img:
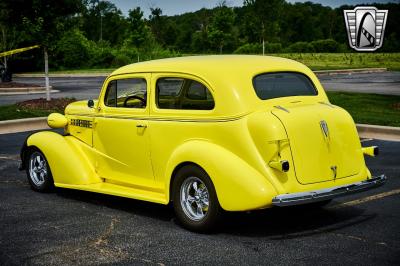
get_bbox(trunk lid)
[272,102,364,184]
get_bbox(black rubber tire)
[25,149,54,192]
[172,165,222,232]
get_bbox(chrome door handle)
[136,124,147,128]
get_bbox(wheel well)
[169,161,203,202]
[20,145,39,170]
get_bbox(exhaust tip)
[373,146,379,156]
[362,146,379,157]
[269,160,290,172]
[282,160,290,172]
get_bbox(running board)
[55,182,168,205]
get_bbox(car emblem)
[344,6,388,51]
[320,120,329,139]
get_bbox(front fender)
[24,131,100,185]
[165,140,278,211]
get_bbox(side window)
[156,78,184,109]
[104,80,116,107]
[104,78,147,108]
[156,77,214,110]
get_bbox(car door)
[93,73,155,188]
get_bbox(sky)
[108,0,399,17]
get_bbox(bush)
[54,29,91,68]
[311,39,340,52]
[286,42,315,52]
[88,41,115,68]
[234,43,262,54]
[111,53,132,67]
[234,43,282,54]
[264,43,282,53]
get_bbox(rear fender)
[165,140,278,211]
[23,131,100,185]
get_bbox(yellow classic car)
[20,55,385,231]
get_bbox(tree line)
[0,0,399,71]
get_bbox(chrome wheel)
[29,152,48,186]
[180,176,210,221]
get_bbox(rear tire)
[172,165,222,232]
[26,149,54,192]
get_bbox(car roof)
[111,55,308,78]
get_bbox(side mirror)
[87,99,94,108]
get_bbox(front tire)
[172,165,222,232]
[26,149,54,192]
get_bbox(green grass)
[273,53,400,71]
[0,104,54,120]
[327,92,400,127]
[1,92,399,127]
[0,98,74,121]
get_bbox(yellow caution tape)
[0,45,40,58]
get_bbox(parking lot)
[0,131,399,265]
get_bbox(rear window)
[253,72,317,100]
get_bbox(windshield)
[253,72,317,100]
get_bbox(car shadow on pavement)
[55,188,175,222]
[54,187,374,237]
[220,205,374,238]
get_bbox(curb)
[0,86,53,92]
[0,116,399,141]
[314,68,387,76]
[0,117,49,134]
[0,86,59,96]
[0,90,59,96]
[356,124,400,142]
[13,68,388,78]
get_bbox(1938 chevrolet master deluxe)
[20,55,386,231]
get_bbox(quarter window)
[156,78,214,110]
[104,78,147,108]
[253,72,317,100]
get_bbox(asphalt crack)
[93,216,119,247]
[330,232,396,249]
[22,216,165,265]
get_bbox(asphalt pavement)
[0,77,105,106]
[319,71,400,95]
[0,131,399,265]
[0,71,399,106]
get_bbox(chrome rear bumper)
[272,174,386,207]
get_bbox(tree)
[190,8,212,53]
[243,0,284,54]
[5,0,83,100]
[149,7,164,45]
[82,0,127,45]
[126,7,152,48]
[54,29,91,68]
[208,5,235,53]
[0,1,20,71]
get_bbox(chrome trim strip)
[319,101,336,108]
[274,105,290,113]
[272,174,386,207]
[66,113,247,123]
